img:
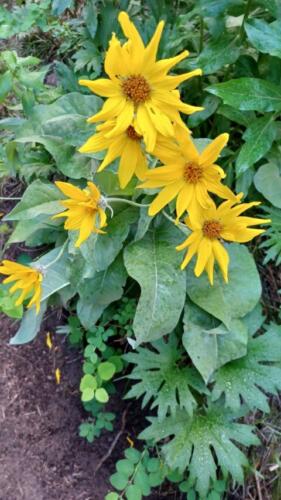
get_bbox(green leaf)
[77,254,127,329]
[124,221,186,344]
[124,448,141,464]
[207,78,281,112]
[217,105,255,127]
[80,374,97,391]
[116,459,135,476]
[134,464,151,496]
[84,0,98,38]
[4,180,62,221]
[79,208,138,274]
[81,387,95,402]
[110,472,128,491]
[186,244,261,330]
[125,484,142,500]
[0,70,13,102]
[245,19,281,59]
[35,247,70,302]
[259,206,281,265]
[183,312,248,383]
[140,405,259,498]
[95,388,109,403]
[105,493,119,500]
[98,361,116,381]
[254,163,281,208]
[0,285,23,318]
[188,95,220,128]
[124,334,207,419]
[212,324,281,412]
[17,92,102,147]
[236,116,277,176]
[52,0,74,16]
[10,301,47,345]
[190,35,240,75]
[197,0,242,16]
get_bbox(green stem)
[107,197,150,208]
[162,211,190,235]
[40,240,68,270]
[199,16,204,53]
[0,196,22,200]
[239,0,252,39]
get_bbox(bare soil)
[0,311,124,500]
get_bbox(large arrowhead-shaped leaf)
[77,254,127,329]
[124,334,207,420]
[212,324,281,412]
[186,244,261,330]
[236,116,277,176]
[140,405,259,498]
[77,208,138,274]
[124,221,186,344]
[207,78,281,112]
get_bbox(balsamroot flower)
[139,126,239,220]
[79,120,148,189]
[53,181,107,247]
[0,260,42,313]
[79,11,202,152]
[177,199,270,284]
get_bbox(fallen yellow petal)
[55,368,61,385]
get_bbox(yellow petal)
[78,78,118,97]
[174,124,199,163]
[118,12,144,49]
[212,240,229,283]
[176,184,192,220]
[148,181,182,216]
[180,239,201,270]
[136,104,157,152]
[87,97,125,123]
[144,20,165,68]
[155,69,202,90]
[205,253,215,285]
[118,140,139,188]
[145,103,174,137]
[194,238,212,277]
[105,101,134,138]
[75,216,93,247]
[98,136,126,171]
[55,181,86,201]
[199,133,229,168]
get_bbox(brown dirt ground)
[0,310,123,500]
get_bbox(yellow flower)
[0,260,42,313]
[139,125,239,220]
[53,181,107,247]
[79,11,202,152]
[177,199,270,284]
[79,120,148,189]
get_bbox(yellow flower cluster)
[78,11,269,284]
[0,12,270,314]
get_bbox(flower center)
[202,219,223,240]
[122,75,151,104]
[183,162,203,184]
[126,125,142,141]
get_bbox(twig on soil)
[93,405,130,476]
[255,471,263,500]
